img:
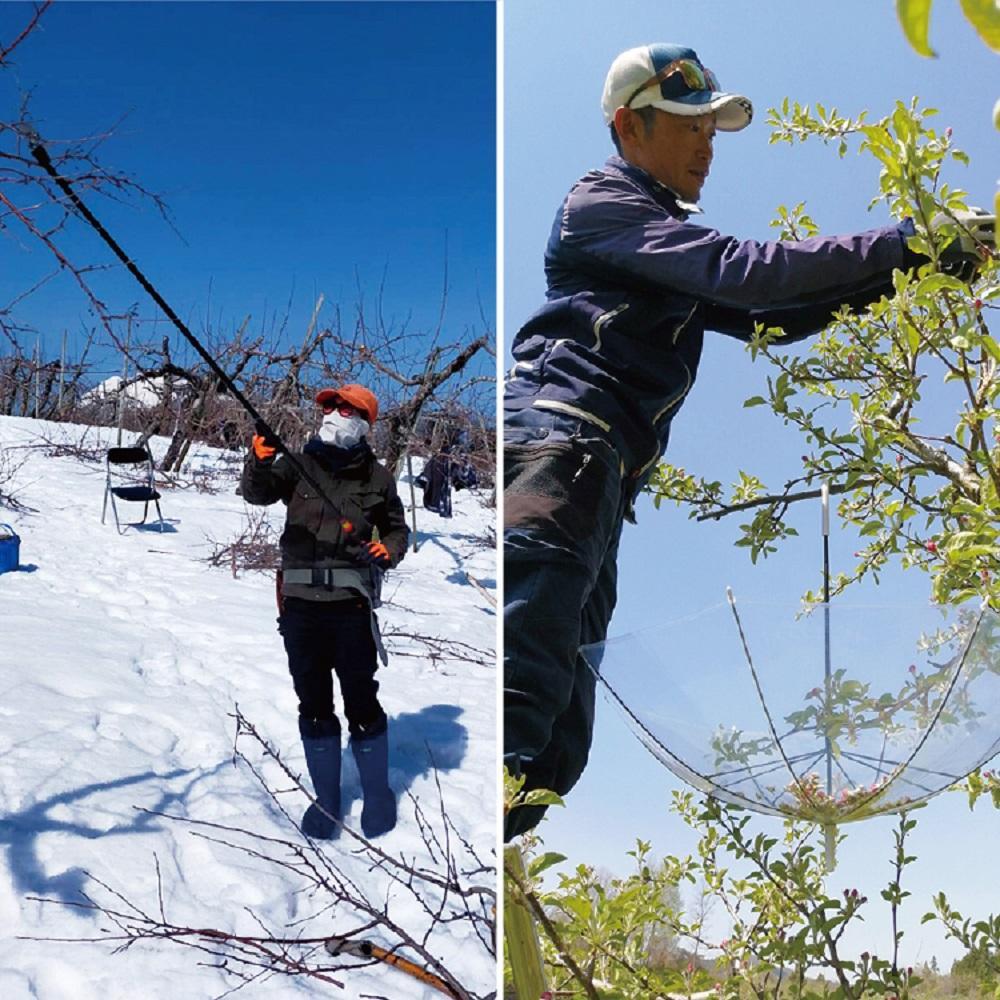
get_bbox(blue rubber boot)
[351,725,396,838]
[299,716,342,840]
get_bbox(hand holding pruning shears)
[932,206,996,281]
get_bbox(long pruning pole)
[32,335,39,419]
[405,452,420,552]
[503,845,549,1000]
[57,329,66,414]
[821,483,836,869]
[822,483,832,796]
[29,141,357,522]
[31,145,272,426]
[116,312,130,447]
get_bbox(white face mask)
[319,411,368,448]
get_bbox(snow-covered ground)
[0,415,497,999]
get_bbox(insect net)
[580,598,1000,823]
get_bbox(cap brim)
[646,91,753,132]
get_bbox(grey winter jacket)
[505,155,921,484]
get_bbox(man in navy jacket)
[503,43,932,839]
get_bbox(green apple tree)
[649,100,998,610]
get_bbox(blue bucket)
[0,523,20,574]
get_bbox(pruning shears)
[324,935,461,998]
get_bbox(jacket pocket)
[289,481,325,537]
[504,440,621,549]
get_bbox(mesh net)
[581,598,1000,823]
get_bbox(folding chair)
[101,446,164,534]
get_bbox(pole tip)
[824,825,837,871]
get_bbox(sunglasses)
[322,402,361,417]
[626,58,720,108]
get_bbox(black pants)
[279,597,386,739]
[503,408,628,837]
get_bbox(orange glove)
[360,540,391,568]
[252,434,277,460]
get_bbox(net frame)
[582,597,1000,826]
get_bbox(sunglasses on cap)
[626,57,721,108]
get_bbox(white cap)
[602,43,752,132]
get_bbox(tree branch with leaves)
[649,100,999,607]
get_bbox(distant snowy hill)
[83,374,190,407]
[0,414,497,1000]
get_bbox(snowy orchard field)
[0,415,498,1000]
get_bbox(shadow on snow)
[410,530,495,593]
[0,764,223,909]
[341,702,468,818]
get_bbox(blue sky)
[1,1,495,390]
[505,0,999,967]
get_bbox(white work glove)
[931,206,995,281]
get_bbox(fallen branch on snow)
[20,707,496,1000]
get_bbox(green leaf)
[896,0,937,57]
[521,788,564,809]
[561,894,591,921]
[982,335,1000,363]
[959,0,1000,51]
[528,851,567,878]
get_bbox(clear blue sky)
[505,0,999,968]
[1,1,495,388]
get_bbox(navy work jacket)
[505,155,918,485]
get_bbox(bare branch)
[0,1,53,65]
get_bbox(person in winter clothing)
[503,43,991,839]
[418,449,455,517]
[242,383,409,839]
[417,444,479,518]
